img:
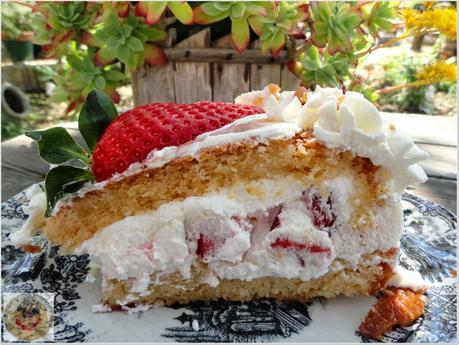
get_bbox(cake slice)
[11,84,428,310]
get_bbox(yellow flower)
[401,7,456,39]
[415,62,457,86]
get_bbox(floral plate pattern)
[1,188,457,343]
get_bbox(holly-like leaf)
[231,18,250,53]
[26,127,90,165]
[44,166,94,216]
[168,1,193,25]
[78,89,118,151]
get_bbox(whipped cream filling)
[75,175,402,293]
[387,265,428,291]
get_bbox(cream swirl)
[236,85,428,192]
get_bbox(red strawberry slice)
[270,237,331,254]
[196,233,215,259]
[92,101,263,181]
[302,191,336,229]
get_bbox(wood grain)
[212,35,250,102]
[173,29,212,103]
[131,64,175,105]
[280,64,301,90]
[250,40,282,90]
[163,47,289,64]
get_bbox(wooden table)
[2,113,457,214]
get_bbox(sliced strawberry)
[196,233,215,259]
[270,206,282,231]
[92,102,263,181]
[270,237,331,254]
[302,191,336,229]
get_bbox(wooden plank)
[381,113,456,147]
[212,35,250,102]
[173,29,212,103]
[280,64,301,90]
[164,47,288,64]
[131,64,175,106]
[131,29,176,106]
[250,40,281,90]
[409,177,457,214]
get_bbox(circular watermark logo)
[2,293,54,342]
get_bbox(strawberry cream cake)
[11,84,428,311]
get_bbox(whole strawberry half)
[92,101,263,181]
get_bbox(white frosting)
[10,184,46,245]
[387,265,428,291]
[236,85,428,192]
[76,175,402,293]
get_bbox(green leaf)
[167,1,193,25]
[49,87,69,103]
[67,54,93,73]
[214,2,232,12]
[146,1,167,24]
[136,26,168,42]
[94,75,106,90]
[26,127,90,165]
[44,166,94,216]
[127,36,144,52]
[116,45,131,64]
[201,2,222,16]
[122,24,133,37]
[230,3,246,19]
[231,18,250,53]
[78,89,118,151]
[103,69,126,82]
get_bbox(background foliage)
[2,1,457,115]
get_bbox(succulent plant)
[135,1,193,25]
[310,1,361,55]
[51,50,125,114]
[297,45,353,88]
[194,1,269,52]
[31,2,99,58]
[257,2,308,58]
[92,12,168,70]
[360,2,396,38]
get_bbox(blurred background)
[1,1,456,141]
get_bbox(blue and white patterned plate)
[1,188,457,343]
